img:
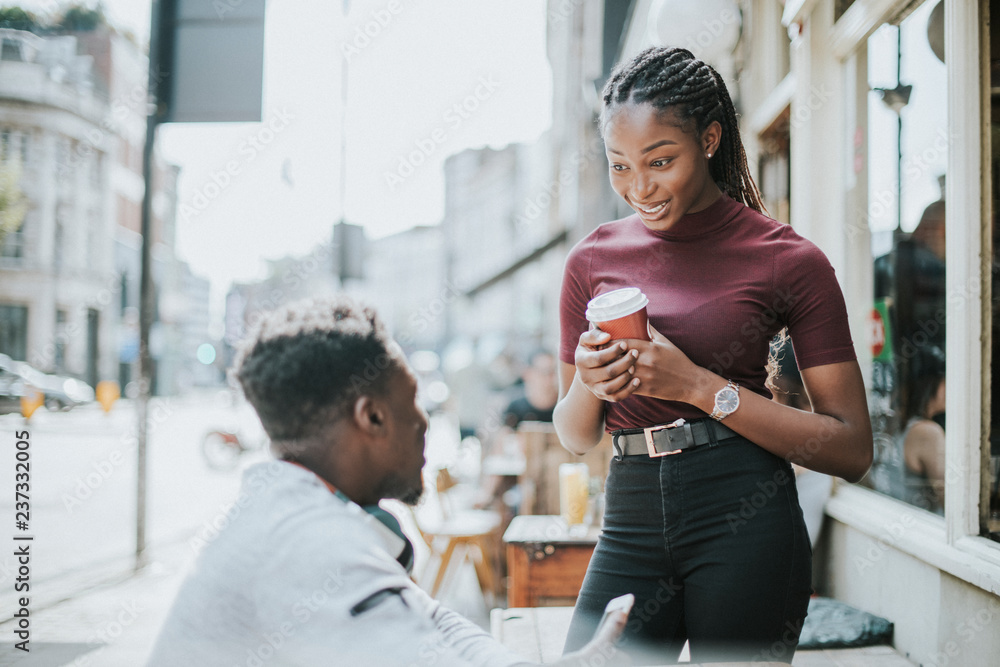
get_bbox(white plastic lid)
[585,287,649,323]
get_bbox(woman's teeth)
[635,201,666,214]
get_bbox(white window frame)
[785,0,1000,595]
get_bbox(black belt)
[612,418,740,458]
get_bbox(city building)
[222,242,339,369]
[0,15,207,397]
[356,224,448,353]
[0,27,117,387]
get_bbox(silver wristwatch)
[710,380,740,421]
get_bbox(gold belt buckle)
[644,418,687,458]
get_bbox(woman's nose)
[631,172,656,199]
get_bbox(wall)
[826,517,1000,665]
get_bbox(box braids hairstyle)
[602,46,791,387]
[599,46,766,215]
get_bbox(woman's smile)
[628,198,671,221]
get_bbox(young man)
[148,296,624,666]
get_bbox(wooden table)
[503,514,599,607]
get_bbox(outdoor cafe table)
[503,514,599,608]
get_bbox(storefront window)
[864,1,948,516]
[987,0,1000,542]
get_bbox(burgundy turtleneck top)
[559,193,856,432]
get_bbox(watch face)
[717,387,739,413]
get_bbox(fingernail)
[633,378,640,386]
[628,367,634,374]
[631,350,638,358]
[619,342,627,351]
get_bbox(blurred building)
[0,27,116,387]
[222,243,339,369]
[436,0,622,363]
[0,17,209,396]
[443,144,555,350]
[356,224,447,353]
[157,259,216,393]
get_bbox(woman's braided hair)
[600,46,765,214]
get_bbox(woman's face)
[604,102,721,232]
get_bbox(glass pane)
[988,0,1000,541]
[865,1,947,517]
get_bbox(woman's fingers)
[577,340,630,367]
[601,348,638,380]
[586,351,640,402]
[575,330,641,401]
[598,373,641,402]
[579,328,611,349]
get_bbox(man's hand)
[552,605,630,666]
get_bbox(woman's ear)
[702,120,722,157]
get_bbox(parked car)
[0,355,95,412]
[0,355,26,415]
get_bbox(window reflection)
[865,1,947,517]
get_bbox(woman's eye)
[652,158,673,167]
[611,164,627,172]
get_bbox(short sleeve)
[777,238,857,370]
[559,235,596,365]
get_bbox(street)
[0,389,263,618]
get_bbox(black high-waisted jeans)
[563,433,812,665]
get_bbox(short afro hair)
[232,296,403,442]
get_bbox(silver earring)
[707,152,713,158]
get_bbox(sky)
[20,0,553,307]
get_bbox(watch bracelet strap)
[612,418,739,457]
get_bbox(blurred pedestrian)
[148,296,626,667]
[555,46,873,664]
[503,349,559,428]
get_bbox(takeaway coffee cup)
[585,287,651,341]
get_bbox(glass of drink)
[559,462,590,526]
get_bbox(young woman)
[555,46,873,664]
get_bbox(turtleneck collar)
[641,193,743,241]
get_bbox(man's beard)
[379,473,425,506]
[398,485,424,506]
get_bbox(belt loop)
[706,420,719,448]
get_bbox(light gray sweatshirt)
[147,461,524,667]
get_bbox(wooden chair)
[410,468,502,601]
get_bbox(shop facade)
[753,0,999,663]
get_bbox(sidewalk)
[0,535,194,666]
[0,528,493,666]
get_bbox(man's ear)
[352,394,387,435]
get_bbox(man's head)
[232,296,428,505]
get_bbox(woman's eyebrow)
[606,139,679,156]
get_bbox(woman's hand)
[574,328,640,403]
[628,323,706,403]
